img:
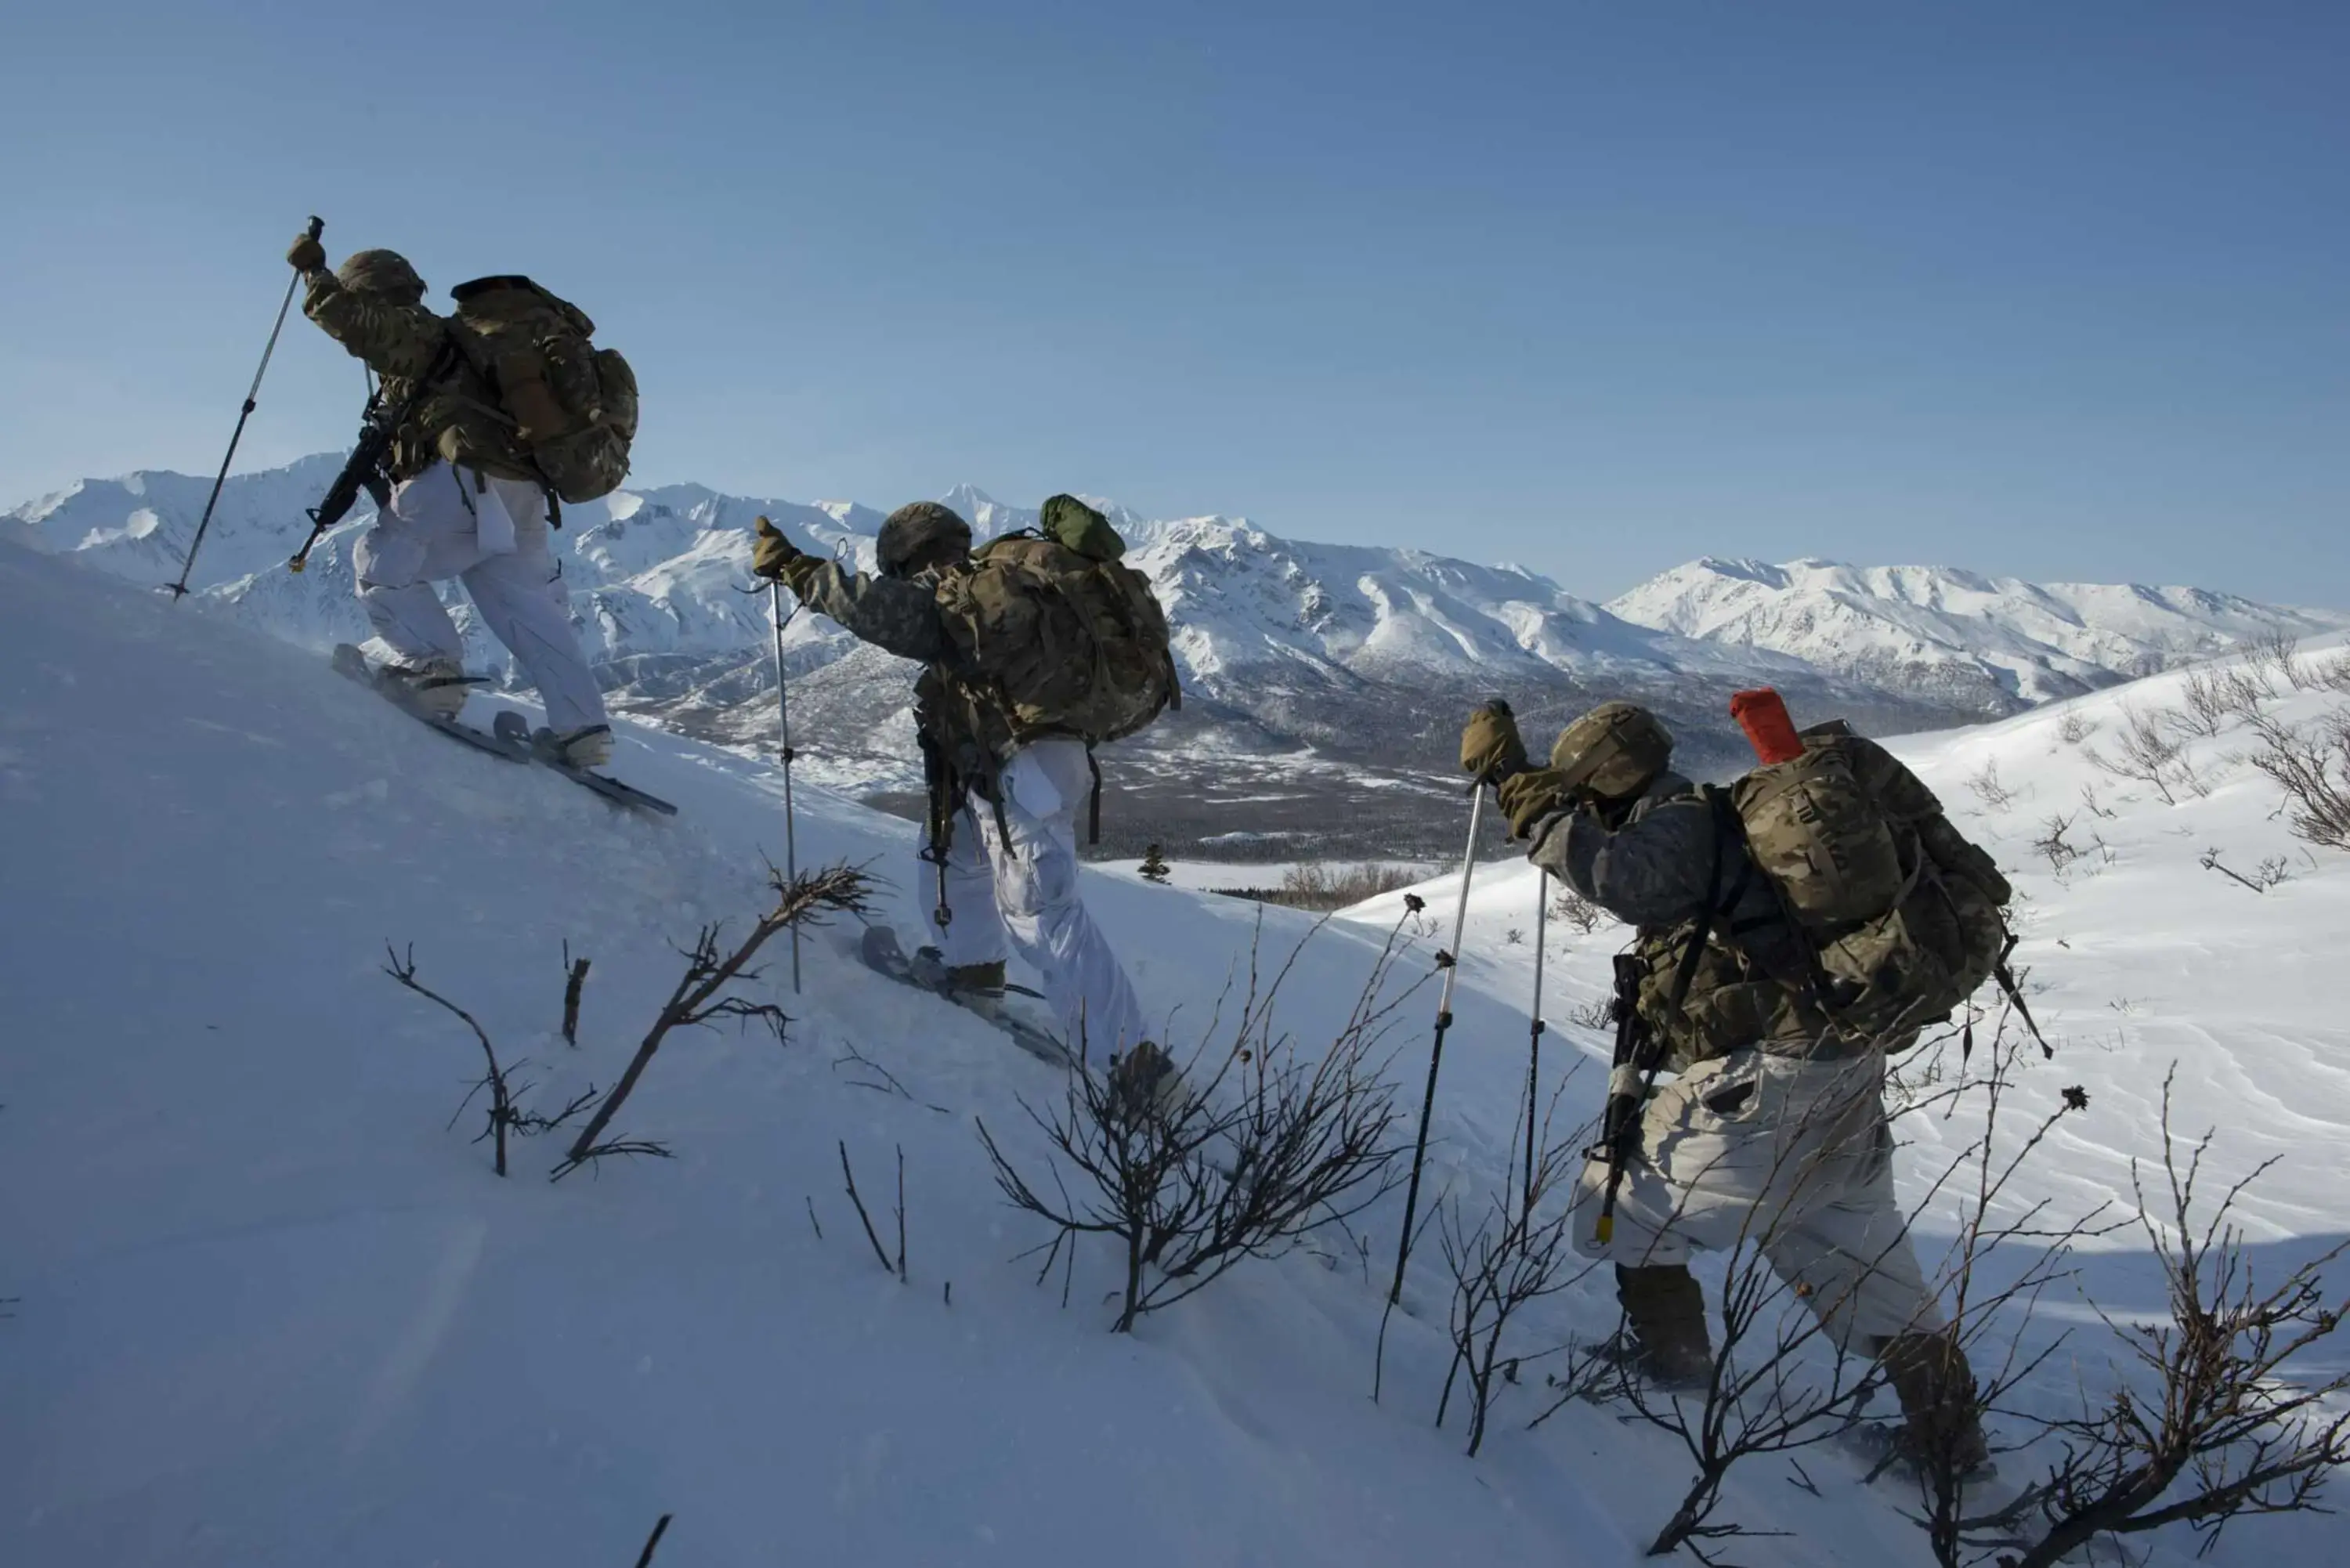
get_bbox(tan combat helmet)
[1551,701,1675,800]
[877,501,974,579]
[336,249,428,306]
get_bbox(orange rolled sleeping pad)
[1730,688,1805,764]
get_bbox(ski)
[491,712,678,817]
[858,926,1072,1067]
[332,644,526,762]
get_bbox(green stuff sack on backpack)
[933,494,1179,745]
[448,276,638,504]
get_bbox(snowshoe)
[491,712,677,816]
[859,926,1070,1067]
[332,644,522,763]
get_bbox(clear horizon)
[2,2,2343,605]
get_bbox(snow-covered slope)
[4,539,2347,1566]
[1609,557,2346,706]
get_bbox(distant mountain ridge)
[11,460,2340,855]
[1605,555,2342,706]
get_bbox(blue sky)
[2,2,2343,604]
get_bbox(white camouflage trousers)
[924,738,1148,1066]
[1570,1048,1943,1349]
[352,461,607,734]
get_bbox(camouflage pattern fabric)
[772,555,1014,783]
[446,276,637,504]
[1527,771,1841,1065]
[302,268,537,485]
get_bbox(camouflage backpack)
[1731,723,2013,1043]
[932,495,1180,746]
[446,276,639,504]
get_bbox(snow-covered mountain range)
[10,459,2341,854]
[1607,556,2334,706]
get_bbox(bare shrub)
[2243,627,2309,692]
[1212,862,1424,912]
[2092,705,2190,806]
[384,945,598,1176]
[1434,1107,1596,1457]
[2031,813,2081,873]
[1549,887,1605,934]
[557,865,873,1177]
[1966,758,2018,813]
[2076,781,2117,821]
[2247,709,2350,851]
[2056,710,2099,746]
[2172,672,2226,740]
[1566,995,1613,1031]
[2319,649,2350,695]
[1994,1073,2350,1566]
[2200,847,2290,893]
[1882,1026,2110,1566]
[979,918,1417,1331]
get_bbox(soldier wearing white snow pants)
[1562,1048,1940,1350]
[287,236,612,766]
[1459,697,1983,1470]
[751,500,1159,1088]
[923,737,1147,1060]
[355,461,608,736]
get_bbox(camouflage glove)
[1497,767,1571,839]
[750,516,805,580]
[286,231,327,273]
[1459,699,1530,783]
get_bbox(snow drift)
[3,538,2347,1566]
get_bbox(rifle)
[1588,786,1748,1245]
[289,345,457,574]
[1590,953,1663,1245]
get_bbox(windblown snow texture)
[4,533,2347,1566]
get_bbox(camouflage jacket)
[772,555,1017,789]
[302,272,537,485]
[1527,771,1845,1065]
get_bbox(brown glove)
[1459,699,1530,782]
[287,232,327,273]
[1497,767,1572,838]
[750,516,806,580]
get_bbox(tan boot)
[1108,1040,1183,1119]
[1878,1331,1991,1475]
[380,656,470,720]
[548,723,613,770]
[1615,1264,1715,1390]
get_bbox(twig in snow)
[561,941,591,1047]
[839,1140,897,1277]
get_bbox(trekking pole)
[168,215,320,600]
[1386,779,1488,1306]
[768,580,802,994]
[1522,868,1548,1230]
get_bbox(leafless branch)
[838,1139,898,1277]
[555,865,873,1177]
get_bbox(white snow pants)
[1570,1049,1943,1349]
[351,461,607,734]
[922,738,1147,1066]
